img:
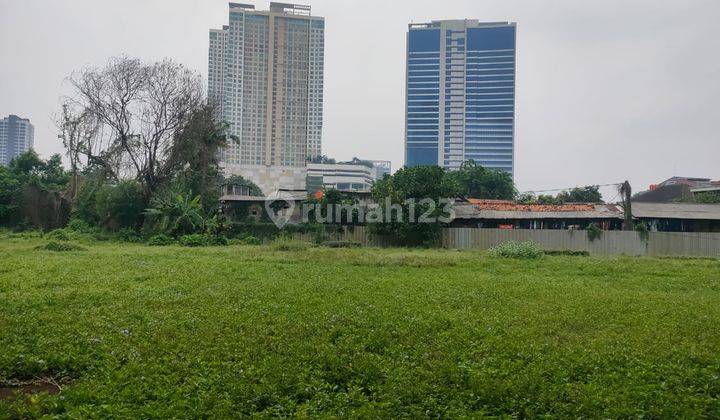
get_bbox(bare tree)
[66,56,204,200]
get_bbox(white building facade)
[306,163,375,192]
[0,115,34,166]
[209,2,324,194]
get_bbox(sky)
[1,0,719,198]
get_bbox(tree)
[369,166,460,246]
[162,104,235,212]
[450,160,516,200]
[0,151,70,229]
[556,186,603,203]
[66,56,204,201]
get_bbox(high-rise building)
[209,2,324,193]
[405,20,516,176]
[0,115,34,166]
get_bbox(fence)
[303,226,720,257]
[442,228,720,257]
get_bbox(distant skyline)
[1,0,719,198]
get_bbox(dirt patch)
[0,379,64,401]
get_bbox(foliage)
[544,250,591,256]
[369,165,459,247]
[692,191,720,204]
[488,241,544,259]
[177,233,228,247]
[449,160,516,200]
[586,223,603,242]
[164,104,234,212]
[117,228,143,243]
[147,234,175,246]
[46,229,72,241]
[557,185,603,203]
[144,193,205,237]
[95,181,145,231]
[222,174,263,197]
[34,241,87,252]
[178,234,208,247]
[4,241,720,417]
[66,218,96,234]
[65,56,204,199]
[634,222,650,243]
[204,214,232,237]
[0,151,70,229]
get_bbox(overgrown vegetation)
[2,239,720,417]
[488,241,545,259]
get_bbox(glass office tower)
[405,20,516,176]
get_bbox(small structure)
[451,200,624,230]
[220,189,307,224]
[632,202,720,232]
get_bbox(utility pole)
[620,180,634,231]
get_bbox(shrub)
[488,241,544,259]
[118,228,144,243]
[271,236,310,252]
[35,241,87,252]
[545,250,590,257]
[148,234,175,246]
[207,235,229,246]
[321,240,361,248]
[66,218,95,234]
[179,234,208,247]
[46,229,71,241]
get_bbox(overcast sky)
[1,0,719,197]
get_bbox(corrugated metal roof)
[632,202,720,220]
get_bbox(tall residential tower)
[209,2,324,193]
[405,20,516,176]
[0,115,34,166]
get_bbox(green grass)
[1,237,719,417]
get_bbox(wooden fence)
[300,226,720,257]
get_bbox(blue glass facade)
[405,21,516,176]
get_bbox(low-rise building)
[306,162,375,192]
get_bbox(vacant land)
[1,237,719,417]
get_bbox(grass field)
[1,237,720,417]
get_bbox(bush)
[66,218,96,234]
[148,234,175,246]
[271,236,310,252]
[178,234,208,247]
[321,240,361,248]
[46,229,71,241]
[177,234,229,247]
[488,241,544,259]
[118,228,143,243]
[35,241,87,252]
[207,235,229,246]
